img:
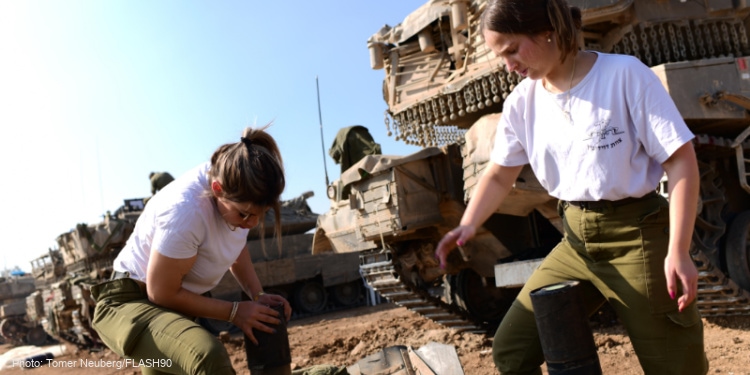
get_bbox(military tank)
[313,0,750,333]
[201,191,366,334]
[25,198,144,348]
[19,190,364,347]
[0,275,47,346]
[243,191,365,318]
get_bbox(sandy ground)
[1,302,749,374]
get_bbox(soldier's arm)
[230,246,292,322]
[229,246,264,301]
[662,142,700,312]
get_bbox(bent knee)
[191,336,234,375]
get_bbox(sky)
[0,0,427,272]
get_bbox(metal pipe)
[244,294,292,375]
[529,281,602,375]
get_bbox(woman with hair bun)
[91,125,290,375]
[435,0,708,373]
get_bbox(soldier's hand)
[435,225,476,269]
[257,293,292,322]
[233,301,281,345]
[664,250,698,312]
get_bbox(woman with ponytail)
[91,125,290,375]
[435,0,708,373]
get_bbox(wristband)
[228,301,239,322]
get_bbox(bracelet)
[254,291,265,301]
[228,301,239,322]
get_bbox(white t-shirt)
[490,52,694,201]
[113,162,249,294]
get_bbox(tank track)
[359,249,488,333]
[692,135,750,316]
[692,247,750,316]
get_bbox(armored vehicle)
[313,0,750,332]
[0,275,46,346]
[201,191,366,334]
[25,198,144,348]
[21,191,364,347]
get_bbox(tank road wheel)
[0,318,20,342]
[293,280,328,314]
[330,280,363,307]
[445,269,519,331]
[25,326,48,346]
[726,211,750,292]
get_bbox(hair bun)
[570,6,582,30]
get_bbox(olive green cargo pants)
[90,278,235,375]
[492,195,708,375]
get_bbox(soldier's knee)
[191,337,235,375]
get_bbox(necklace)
[546,54,577,124]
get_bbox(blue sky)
[0,1,426,272]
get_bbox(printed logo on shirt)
[584,118,625,151]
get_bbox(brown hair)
[480,0,582,62]
[209,124,286,246]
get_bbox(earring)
[547,37,551,43]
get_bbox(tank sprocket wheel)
[445,269,518,331]
[293,280,328,314]
[725,210,750,292]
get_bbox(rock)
[351,341,367,357]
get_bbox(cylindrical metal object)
[449,0,468,31]
[529,281,602,375]
[368,41,384,70]
[244,297,292,375]
[418,29,436,53]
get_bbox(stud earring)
[547,37,551,43]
